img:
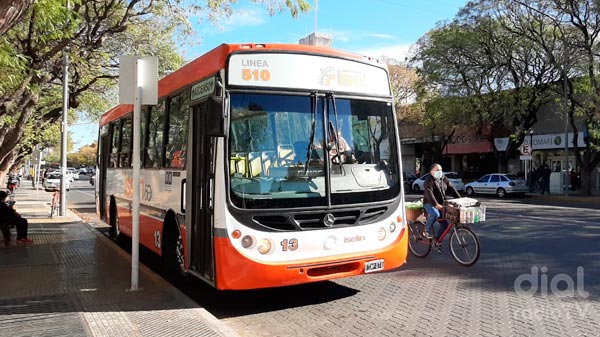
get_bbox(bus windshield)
[228,93,399,209]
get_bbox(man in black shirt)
[0,190,33,245]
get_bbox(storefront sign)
[445,130,493,154]
[494,132,586,151]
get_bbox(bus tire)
[161,215,186,280]
[109,198,120,239]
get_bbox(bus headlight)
[241,235,254,249]
[257,238,272,254]
[389,222,397,233]
[377,227,387,241]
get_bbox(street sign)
[520,143,531,155]
[520,155,532,160]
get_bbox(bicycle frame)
[434,218,456,243]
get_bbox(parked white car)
[67,168,79,181]
[43,172,71,191]
[412,172,465,193]
[464,173,528,198]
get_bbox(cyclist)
[422,163,461,240]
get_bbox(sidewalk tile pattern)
[0,187,239,337]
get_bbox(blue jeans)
[424,203,449,240]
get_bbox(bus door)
[99,134,110,221]
[188,102,215,282]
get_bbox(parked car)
[43,172,71,192]
[464,173,528,198]
[67,167,79,181]
[403,172,417,193]
[412,172,465,193]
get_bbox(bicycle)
[49,189,60,217]
[406,200,482,266]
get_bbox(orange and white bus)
[97,43,408,290]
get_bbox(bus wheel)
[109,199,120,239]
[161,220,186,280]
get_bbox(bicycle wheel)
[50,193,59,217]
[449,226,480,266]
[408,221,432,258]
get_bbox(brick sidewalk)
[0,186,240,337]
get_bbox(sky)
[70,0,468,152]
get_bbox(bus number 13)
[242,69,271,82]
[280,238,298,252]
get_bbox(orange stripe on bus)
[213,228,407,290]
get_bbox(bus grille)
[252,207,388,231]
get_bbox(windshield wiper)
[304,92,317,175]
[327,93,342,169]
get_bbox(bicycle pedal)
[436,248,442,254]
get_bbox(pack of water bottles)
[444,197,486,224]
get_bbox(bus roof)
[100,43,387,126]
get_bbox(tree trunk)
[0,150,15,186]
[579,169,593,196]
[0,0,34,37]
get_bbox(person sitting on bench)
[0,190,33,245]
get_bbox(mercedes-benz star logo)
[323,213,335,227]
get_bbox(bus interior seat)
[261,151,276,175]
[277,144,295,165]
[247,152,262,177]
[235,153,247,176]
[230,153,247,176]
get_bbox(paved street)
[69,184,600,337]
[180,197,600,337]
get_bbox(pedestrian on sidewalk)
[0,190,33,245]
[570,169,577,191]
[540,165,551,195]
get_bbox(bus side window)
[165,90,189,169]
[109,121,120,168]
[120,116,132,168]
[146,100,165,169]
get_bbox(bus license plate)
[364,259,384,273]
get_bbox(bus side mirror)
[206,96,225,136]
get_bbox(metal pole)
[130,66,142,291]
[530,131,534,178]
[563,60,569,196]
[60,0,70,216]
[36,148,42,190]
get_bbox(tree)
[488,0,600,195]
[68,142,97,167]
[0,0,310,178]
[413,2,561,172]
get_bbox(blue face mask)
[433,171,443,179]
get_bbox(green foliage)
[0,0,310,171]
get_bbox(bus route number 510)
[242,68,271,82]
